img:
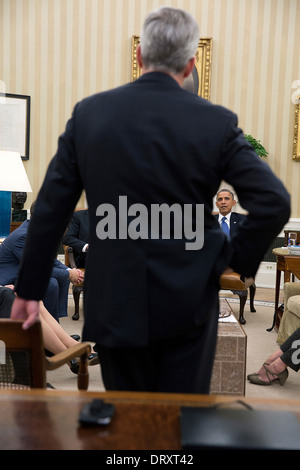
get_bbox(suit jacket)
[0,287,15,318]
[0,220,69,286]
[215,212,246,238]
[15,72,290,347]
[63,209,89,267]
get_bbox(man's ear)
[137,45,143,69]
[183,57,195,79]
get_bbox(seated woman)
[247,327,300,386]
[0,285,98,373]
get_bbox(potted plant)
[244,134,268,158]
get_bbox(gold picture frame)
[293,103,300,161]
[131,35,212,100]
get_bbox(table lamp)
[0,151,32,237]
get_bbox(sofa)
[277,282,300,345]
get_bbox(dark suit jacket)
[63,209,89,267]
[0,220,69,285]
[215,212,246,238]
[0,287,15,318]
[15,72,290,347]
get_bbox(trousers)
[43,272,70,321]
[96,296,219,394]
[0,287,15,318]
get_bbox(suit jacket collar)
[135,71,182,90]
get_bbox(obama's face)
[216,191,236,216]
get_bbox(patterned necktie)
[221,216,230,237]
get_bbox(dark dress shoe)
[46,383,56,389]
[88,352,99,366]
[70,358,79,374]
[44,348,54,357]
[71,334,81,341]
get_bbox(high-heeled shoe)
[69,353,99,374]
[70,358,79,374]
[247,362,269,380]
[248,364,288,386]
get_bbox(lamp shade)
[0,151,32,237]
[0,151,32,192]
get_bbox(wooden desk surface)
[1,389,300,450]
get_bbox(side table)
[269,247,300,331]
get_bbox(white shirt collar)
[218,212,232,223]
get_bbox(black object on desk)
[181,406,300,450]
[79,399,115,426]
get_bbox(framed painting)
[0,93,31,160]
[293,103,300,161]
[131,36,212,100]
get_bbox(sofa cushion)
[287,295,300,319]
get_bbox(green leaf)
[244,134,268,158]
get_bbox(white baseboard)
[255,262,279,289]
[256,261,300,289]
[57,254,65,264]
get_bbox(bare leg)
[40,317,69,354]
[39,301,78,349]
[38,302,97,361]
[256,348,283,375]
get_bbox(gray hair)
[140,7,199,75]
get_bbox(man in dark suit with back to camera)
[11,7,290,394]
[215,188,246,238]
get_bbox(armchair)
[0,319,91,390]
[219,272,256,324]
[277,282,300,345]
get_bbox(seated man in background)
[215,188,246,237]
[0,284,15,316]
[0,202,83,321]
[63,209,89,268]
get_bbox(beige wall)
[1,0,300,215]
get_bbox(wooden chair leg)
[72,286,81,321]
[77,352,89,390]
[238,291,247,324]
[232,290,247,324]
[249,284,256,312]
